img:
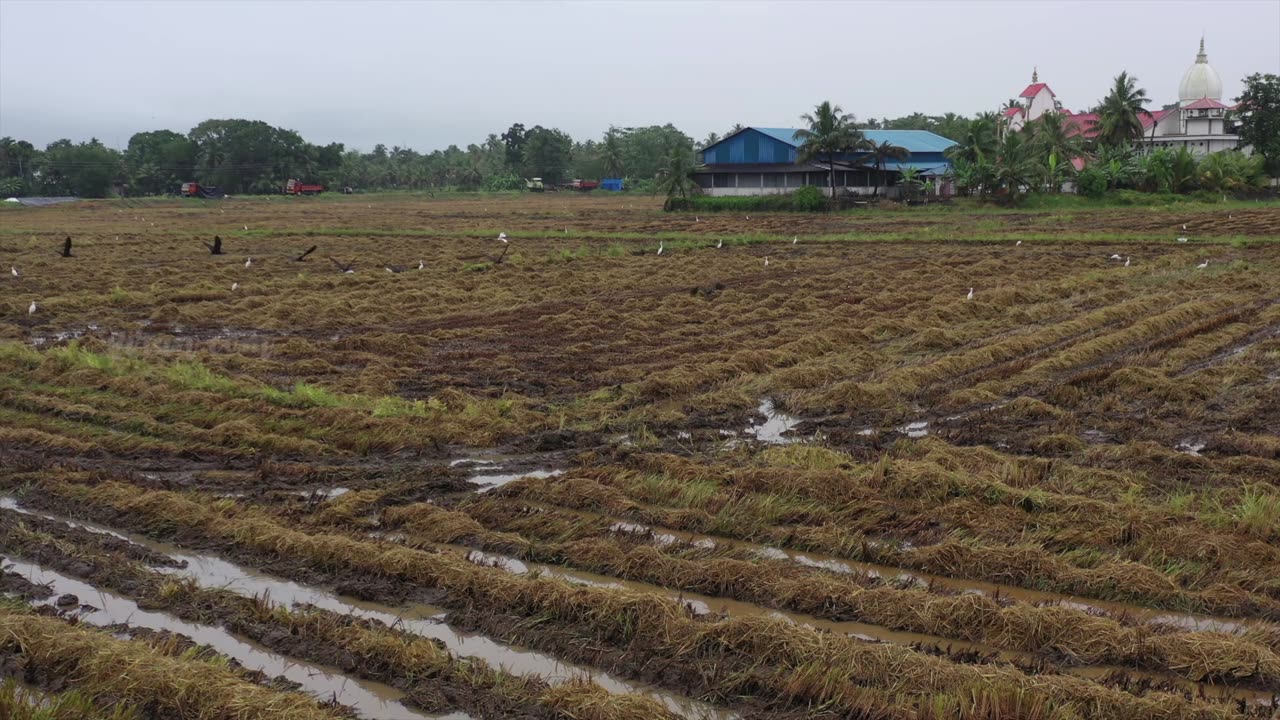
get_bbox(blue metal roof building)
[695,127,957,198]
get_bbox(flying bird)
[244,257,253,268]
[27,301,37,315]
[203,236,224,255]
[61,236,73,258]
[328,257,356,274]
[295,245,317,262]
[966,288,975,301]
[656,241,664,256]
[1197,260,1209,269]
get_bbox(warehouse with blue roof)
[694,127,957,197]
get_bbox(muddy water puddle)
[2,496,732,720]
[0,557,447,720]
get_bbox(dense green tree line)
[0,120,695,198]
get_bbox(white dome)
[1179,38,1222,105]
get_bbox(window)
[787,173,805,188]
[763,174,785,188]
[808,171,829,186]
[737,173,762,188]
[694,174,713,189]
[713,174,733,188]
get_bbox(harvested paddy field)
[1,193,1278,720]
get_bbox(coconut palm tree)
[1096,72,1149,148]
[655,144,695,209]
[860,140,910,197]
[1029,113,1084,191]
[793,101,863,200]
[602,127,624,177]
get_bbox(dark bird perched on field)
[61,236,73,257]
[203,236,224,255]
[296,245,317,262]
[328,257,356,274]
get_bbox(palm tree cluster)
[945,71,1265,198]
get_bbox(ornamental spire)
[1032,67,1038,83]
[1196,36,1207,63]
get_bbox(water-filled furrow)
[0,495,734,720]
[0,557,452,720]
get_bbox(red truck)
[561,179,599,192]
[285,179,325,195]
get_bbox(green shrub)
[1076,167,1107,199]
[792,185,826,211]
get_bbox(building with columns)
[1001,39,1242,156]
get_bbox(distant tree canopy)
[1,79,1273,199]
[1236,73,1280,176]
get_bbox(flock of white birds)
[11,216,1224,318]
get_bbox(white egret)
[231,282,239,291]
[793,236,798,245]
[1015,240,1022,246]
[9,266,17,278]
[657,241,664,256]
[1197,260,1209,269]
[498,232,507,243]
[417,260,425,270]
[243,225,248,231]
[1182,224,1187,230]
[244,257,252,268]
[1124,257,1131,267]
[966,288,975,301]
[695,216,700,222]
[28,301,37,314]
[763,256,769,267]
[1177,237,1188,243]
[715,239,722,249]
[1110,254,1122,260]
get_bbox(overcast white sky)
[2,0,1277,151]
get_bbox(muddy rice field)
[1,193,1278,719]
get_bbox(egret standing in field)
[1110,254,1122,260]
[231,282,239,291]
[244,257,252,268]
[1197,259,1209,269]
[715,239,723,249]
[657,241,664,256]
[1016,240,1022,246]
[695,216,700,222]
[28,301,37,315]
[243,225,248,231]
[498,232,507,243]
[763,256,769,267]
[967,288,975,301]
[10,266,17,278]
[1177,237,1188,243]
[417,260,425,270]
[1124,257,1131,267]
[793,236,797,245]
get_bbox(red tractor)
[285,179,325,195]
